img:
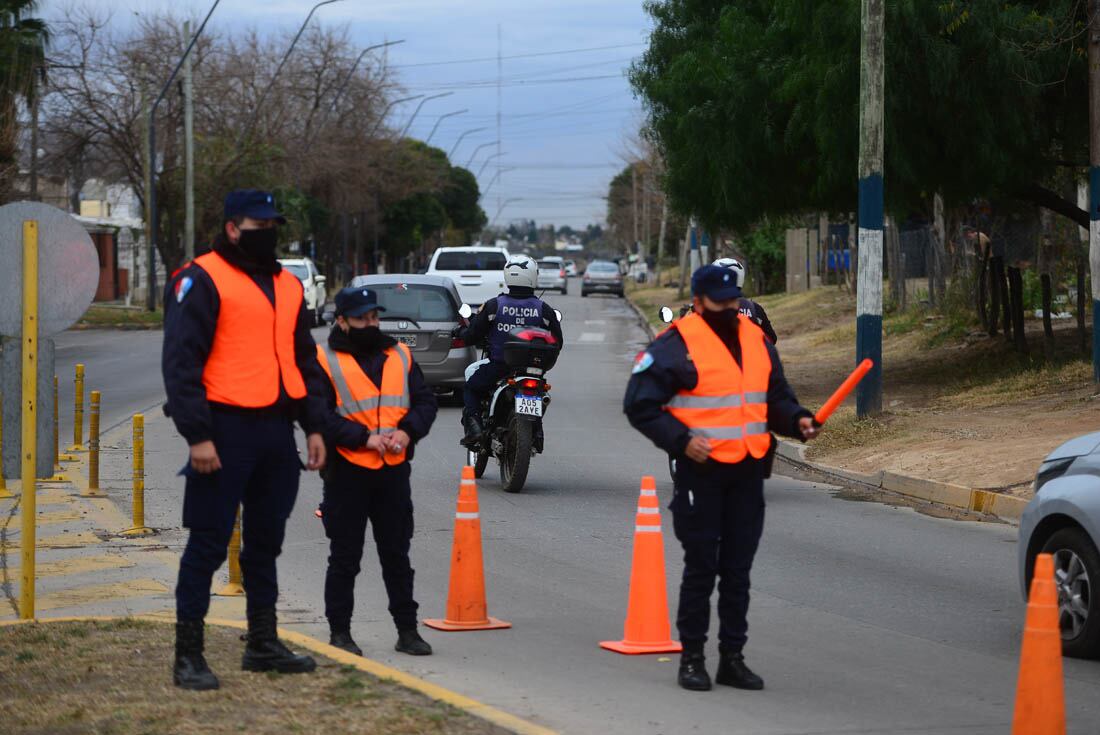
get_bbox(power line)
[392,42,645,69]
[406,73,623,92]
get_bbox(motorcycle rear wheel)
[500,415,533,493]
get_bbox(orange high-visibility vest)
[316,343,412,468]
[194,251,306,407]
[667,312,772,463]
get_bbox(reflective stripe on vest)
[316,343,412,468]
[667,312,772,463]
[195,251,306,407]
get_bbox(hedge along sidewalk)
[0,616,555,735]
[624,291,1028,525]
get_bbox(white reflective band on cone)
[640,489,657,496]
[635,525,662,533]
[456,512,479,520]
[636,507,660,515]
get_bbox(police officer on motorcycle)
[455,255,563,447]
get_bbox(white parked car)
[278,257,327,325]
[537,256,568,294]
[425,246,510,307]
[564,259,578,277]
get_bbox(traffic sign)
[0,201,98,337]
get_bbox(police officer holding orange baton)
[624,264,821,692]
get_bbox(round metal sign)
[0,201,99,337]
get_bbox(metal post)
[425,109,468,145]
[87,391,101,496]
[217,507,244,596]
[1089,0,1100,381]
[52,376,58,471]
[0,392,8,498]
[183,20,195,262]
[449,127,488,159]
[856,0,885,417]
[72,363,84,449]
[20,219,39,619]
[122,414,153,536]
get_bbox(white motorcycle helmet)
[713,257,746,289]
[503,254,538,290]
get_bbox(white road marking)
[577,332,606,343]
[584,319,607,325]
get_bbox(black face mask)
[700,307,739,335]
[348,325,385,352]
[235,227,278,271]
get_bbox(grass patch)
[0,620,494,735]
[806,408,910,458]
[76,305,163,329]
[935,359,1094,410]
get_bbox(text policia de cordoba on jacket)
[315,327,438,469]
[162,244,329,444]
[623,312,812,460]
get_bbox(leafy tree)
[631,0,1090,231]
[0,0,48,203]
[439,165,487,238]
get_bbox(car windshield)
[434,251,507,271]
[282,263,309,279]
[368,283,457,322]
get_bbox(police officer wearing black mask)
[314,287,438,657]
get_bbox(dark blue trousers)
[321,459,417,631]
[175,411,301,621]
[670,457,766,654]
[463,361,508,416]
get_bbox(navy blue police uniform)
[315,287,438,656]
[623,265,813,690]
[162,190,327,688]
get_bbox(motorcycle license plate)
[396,335,417,347]
[515,396,543,417]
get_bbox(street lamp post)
[425,109,467,145]
[493,198,521,226]
[146,0,222,310]
[466,140,498,168]
[368,94,423,139]
[449,127,487,159]
[329,39,404,115]
[400,92,453,138]
[479,167,515,199]
[238,0,345,145]
[477,152,506,178]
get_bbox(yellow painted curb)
[0,615,558,735]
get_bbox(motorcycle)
[458,304,562,493]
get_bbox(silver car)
[581,260,624,298]
[1018,431,1100,658]
[537,257,568,294]
[346,274,478,398]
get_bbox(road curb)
[775,440,1028,524]
[625,292,657,341]
[0,615,557,735]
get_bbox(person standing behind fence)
[163,189,328,691]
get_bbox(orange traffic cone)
[424,466,511,631]
[600,476,682,655]
[1012,552,1066,734]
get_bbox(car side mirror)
[659,306,674,324]
[554,309,563,322]
[458,303,473,319]
[322,305,336,325]
[315,275,326,285]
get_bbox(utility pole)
[1089,0,1100,381]
[856,0,884,417]
[497,24,503,231]
[183,20,195,261]
[632,164,639,254]
[141,65,152,308]
[655,198,668,288]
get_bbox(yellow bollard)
[121,414,152,536]
[52,376,59,470]
[217,507,245,596]
[0,392,9,498]
[71,363,85,450]
[20,219,39,619]
[85,391,101,496]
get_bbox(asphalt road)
[65,284,1100,734]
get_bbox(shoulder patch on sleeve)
[175,276,194,303]
[632,350,655,374]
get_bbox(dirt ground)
[0,620,492,735]
[631,282,1099,496]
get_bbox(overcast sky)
[43,0,652,229]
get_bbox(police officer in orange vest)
[623,264,821,692]
[314,286,438,658]
[163,189,328,691]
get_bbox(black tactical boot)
[173,619,219,691]
[677,651,712,691]
[460,413,484,448]
[241,608,317,674]
[395,628,433,656]
[715,649,764,690]
[329,629,363,657]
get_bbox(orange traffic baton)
[600,476,682,654]
[424,466,511,631]
[1012,553,1066,734]
[815,358,874,425]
